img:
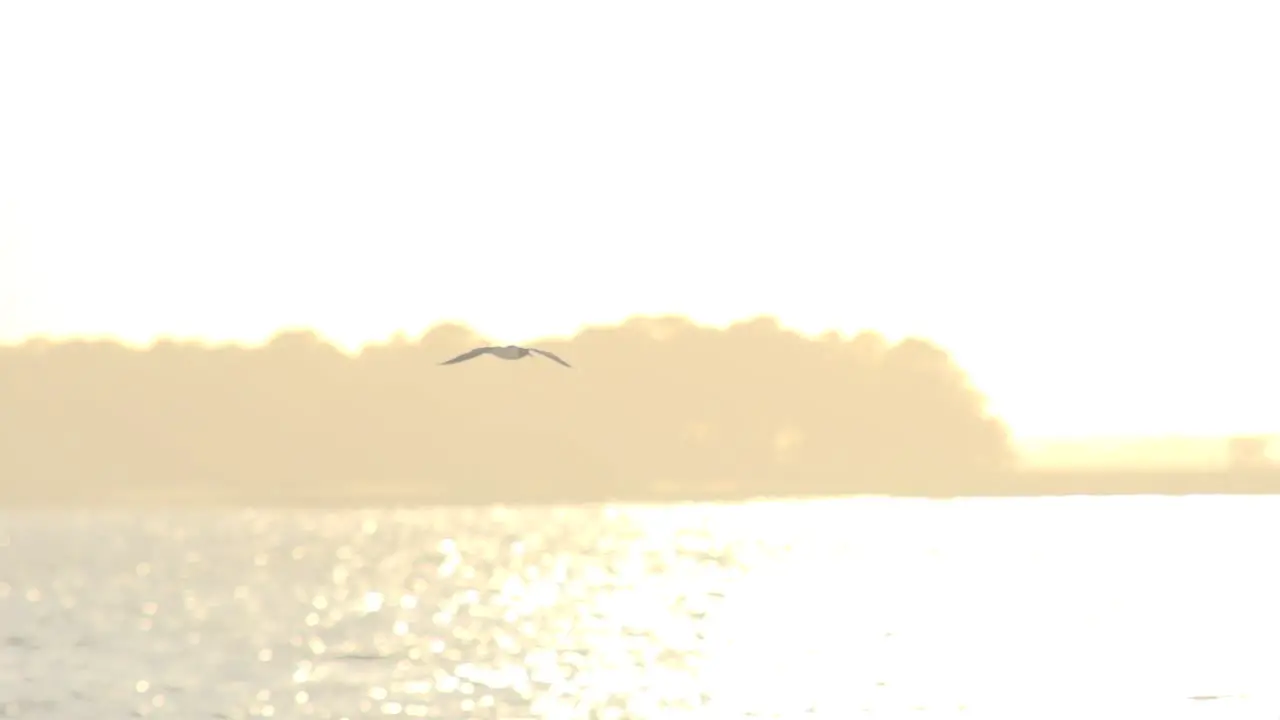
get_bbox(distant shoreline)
[3,469,1278,508]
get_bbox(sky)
[1,1,1277,440]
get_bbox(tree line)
[0,315,1014,503]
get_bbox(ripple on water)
[1,499,1280,718]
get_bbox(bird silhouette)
[440,345,572,367]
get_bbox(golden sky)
[1,1,1277,440]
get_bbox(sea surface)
[2,496,1279,720]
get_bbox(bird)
[439,345,572,368]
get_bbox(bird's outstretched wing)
[440,347,495,365]
[530,348,572,367]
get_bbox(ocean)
[2,496,1278,719]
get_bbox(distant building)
[1227,435,1273,469]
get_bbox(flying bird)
[440,345,572,368]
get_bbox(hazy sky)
[1,1,1277,439]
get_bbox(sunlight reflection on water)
[1,496,1279,719]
